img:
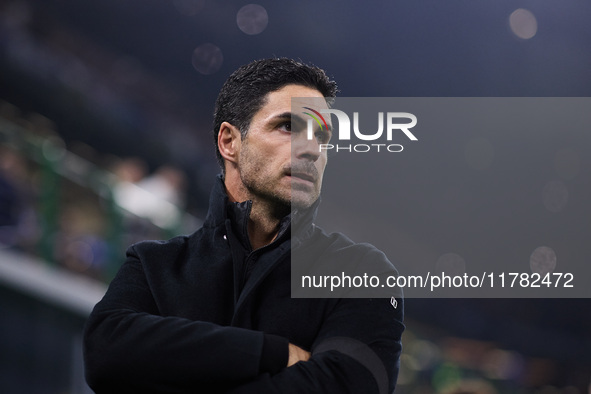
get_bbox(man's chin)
[290,191,319,211]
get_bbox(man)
[83,58,404,393]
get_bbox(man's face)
[237,84,331,211]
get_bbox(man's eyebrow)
[275,111,333,131]
[272,112,308,126]
[273,112,294,121]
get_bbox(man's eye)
[315,130,330,143]
[279,122,292,132]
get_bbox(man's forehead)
[291,96,330,113]
[256,85,330,125]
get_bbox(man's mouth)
[289,172,316,183]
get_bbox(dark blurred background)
[0,0,590,393]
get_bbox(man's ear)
[218,122,242,166]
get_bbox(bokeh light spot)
[191,43,223,75]
[237,4,269,35]
[529,246,557,275]
[509,9,538,40]
[435,253,466,276]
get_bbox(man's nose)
[292,131,321,162]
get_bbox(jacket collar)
[203,174,231,228]
[203,174,319,243]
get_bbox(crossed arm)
[83,248,403,393]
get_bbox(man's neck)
[246,202,284,250]
[224,178,288,250]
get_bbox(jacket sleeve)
[226,296,404,394]
[83,244,288,393]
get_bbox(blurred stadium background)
[0,0,590,393]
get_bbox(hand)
[287,343,310,367]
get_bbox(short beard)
[238,144,291,218]
[241,171,291,218]
[238,136,320,217]
[288,161,320,211]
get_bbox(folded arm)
[83,245,289,393]
[84,244,404,393]
[228,297,405,394]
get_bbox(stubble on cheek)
[238,143,291,207]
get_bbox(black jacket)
[83,177,404,393]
